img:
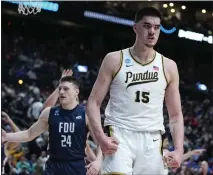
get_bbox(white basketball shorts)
[102,125,167,175]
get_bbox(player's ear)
[76,89,79,96]
[133,23,137,33]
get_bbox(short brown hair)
[60,76,80,89]
[135,7,162,23]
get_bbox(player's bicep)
[28,107,49,139]
[88,55,114,106]
[165,61,182,119]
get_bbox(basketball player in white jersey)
[86,7,184,174]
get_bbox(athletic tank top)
[105,48,167,133]
[48,105,88,161]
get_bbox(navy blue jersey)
[47,105,88,161]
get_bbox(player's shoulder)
[101,50,123,74]
[42,106,52,113]
[104,50,122,64]
[105,50,121,59]
[50,105,60,110]
[49,105,60,114]
[161,54,179,83]
[161,55,178,72]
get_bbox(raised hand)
[61,69,73,79]
[1,111,11,123]
[191,149,206,155]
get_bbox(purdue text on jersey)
[125,71,159,88]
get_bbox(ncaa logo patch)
[125,58,134,67]
[125,58,131,64]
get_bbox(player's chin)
[59,98,67,104]
[145,42,156,48]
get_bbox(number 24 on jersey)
[61,135,72,147]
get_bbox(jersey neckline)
[128,48,156,66]
[60,104,80,112]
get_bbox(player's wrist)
[96,132,107,144]
[175,147,184,154]
[189,151,194,156]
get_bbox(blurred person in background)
[28,154,39,174]
[27,96,43,121]
[37,151,48,173]
[16,156,31,175]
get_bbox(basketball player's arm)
[87,139,103,163]
[4,107,50,143]
[85,141,97,162]
[86,52,120,143]
[182,149,205,161]
[42,88,59,109]
[165,59,184,153]
[182,151,194,161]
[86,116,103,161]
[94,144,103,162]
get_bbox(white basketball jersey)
[105,48,167,133]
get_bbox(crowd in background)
[1,10,213,175]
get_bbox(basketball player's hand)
[191,149,206,155]
[99,136,119,155]
[1,111,10,123]
[164,150,183,170]
[1,129,7,144]
[61,69,73,79]
[86,160,101,175]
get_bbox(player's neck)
[131,42,155,62]
[61,101,79,110]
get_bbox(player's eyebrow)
[143,22,151,25]
[59,85,69,89]
[143,22,160,27]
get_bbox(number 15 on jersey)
[135,91,150,103]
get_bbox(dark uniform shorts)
[44,159,86,175]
